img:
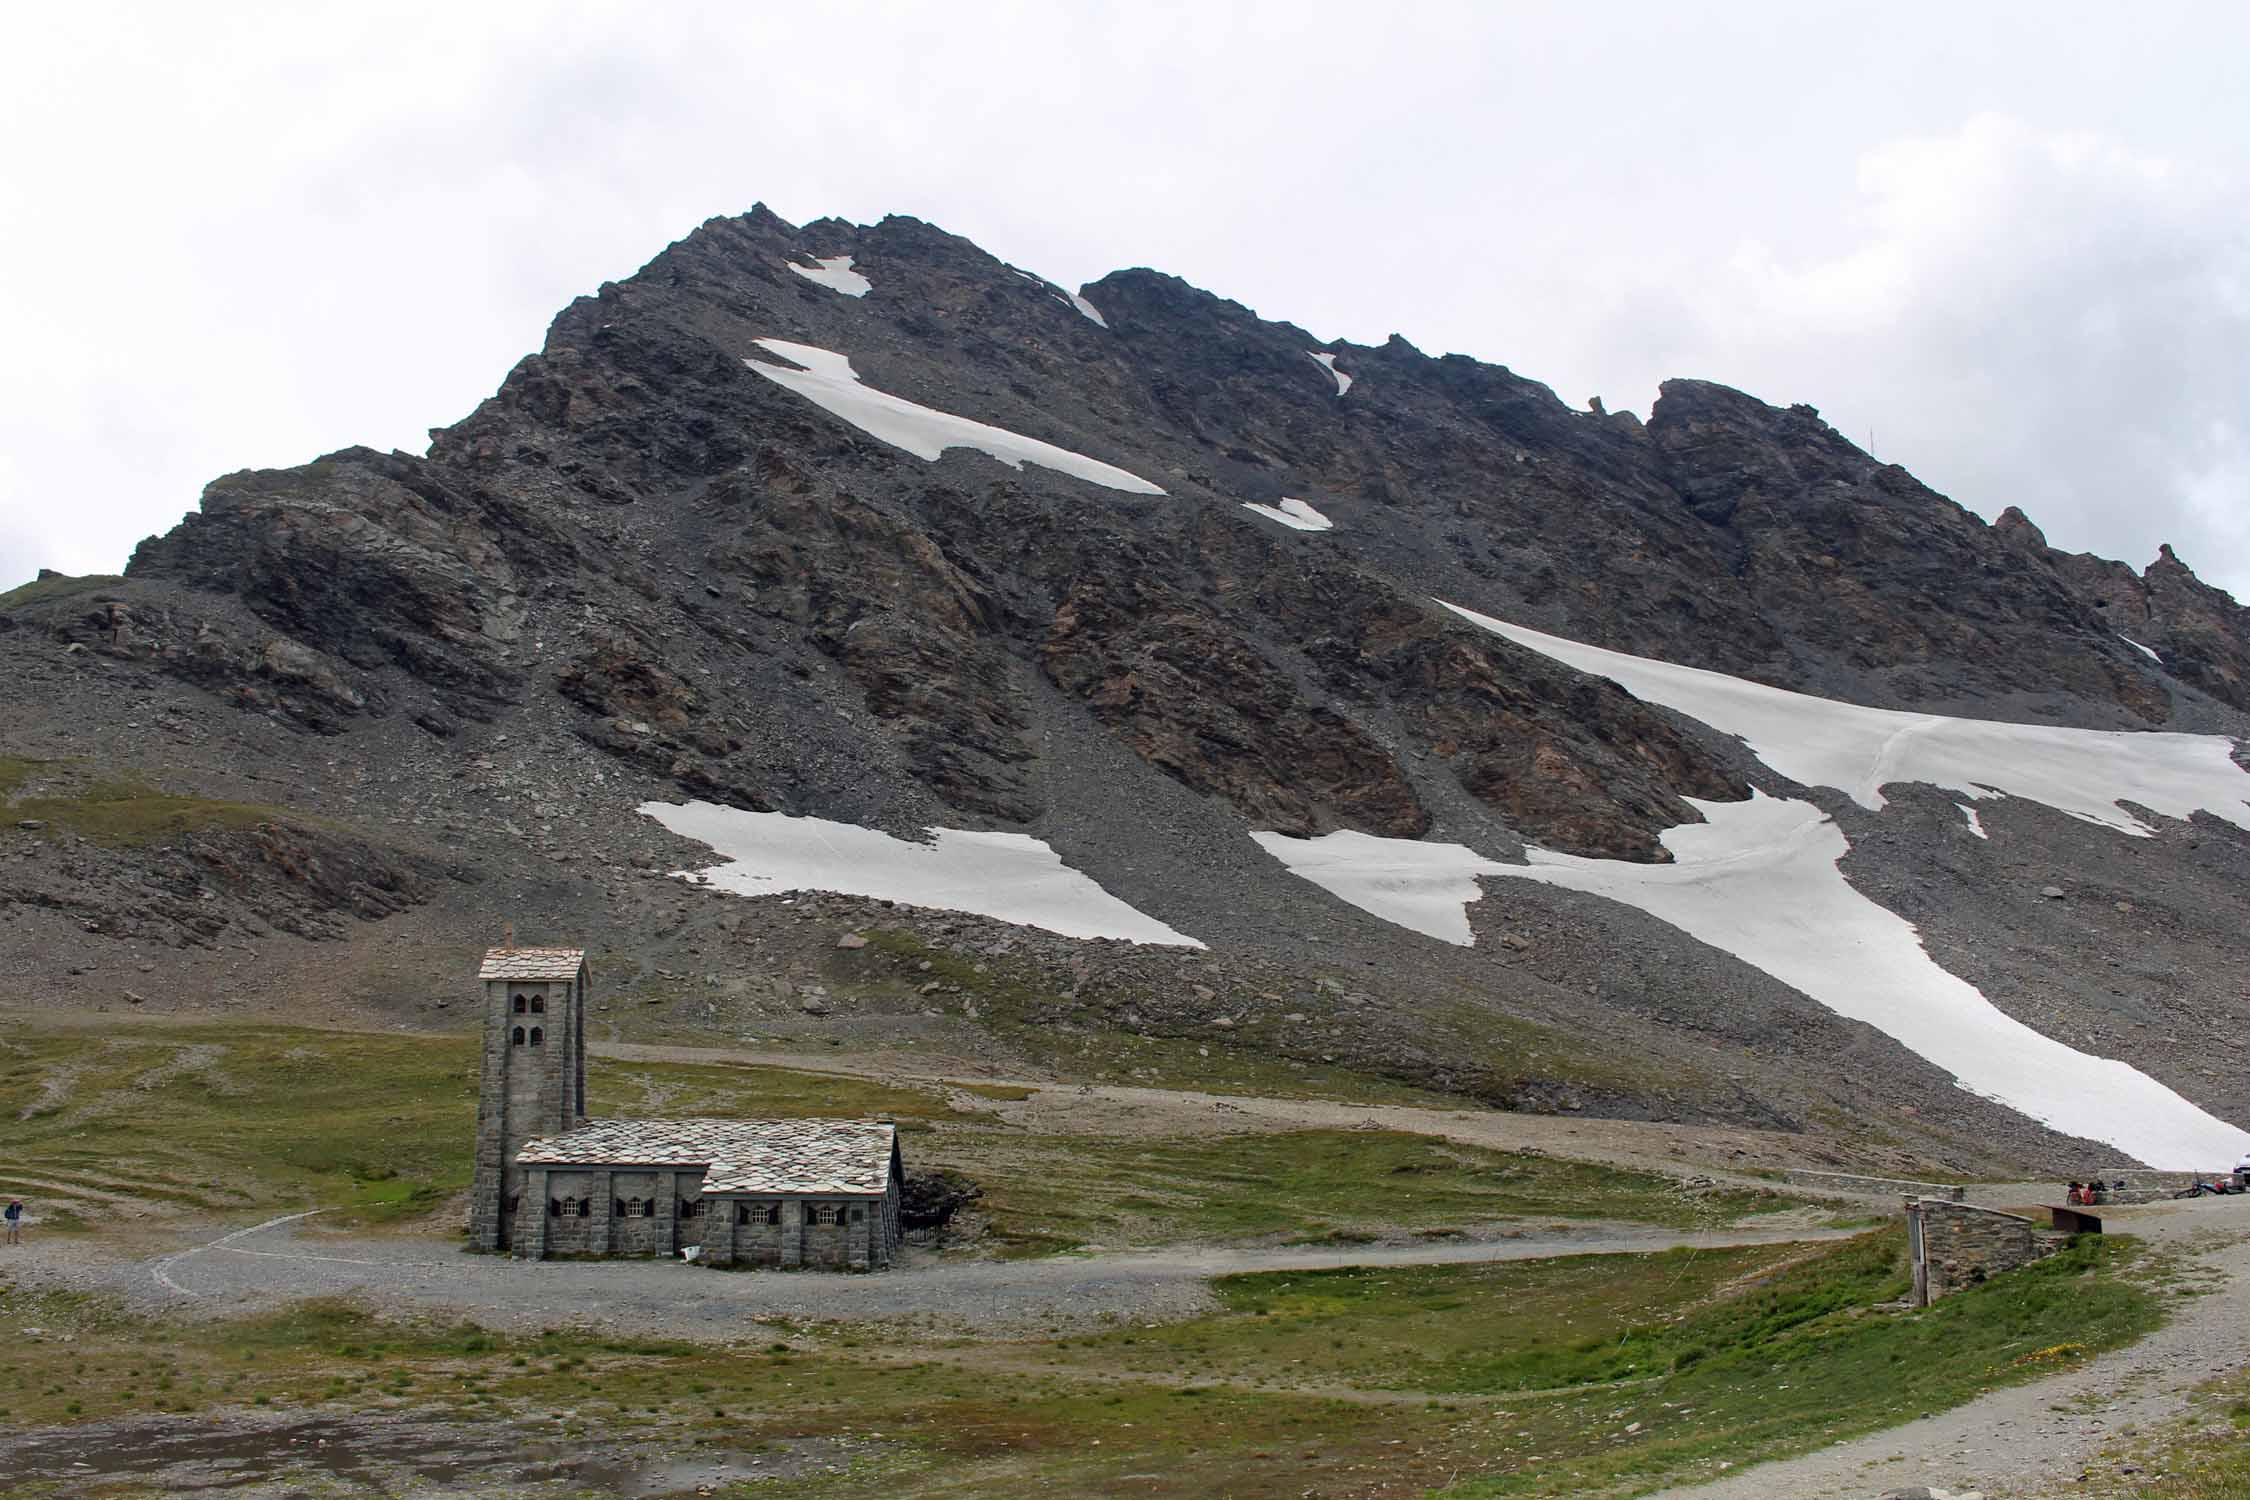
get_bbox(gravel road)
[14,1215,1854,1339]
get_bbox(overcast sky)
[4,2,2246,600]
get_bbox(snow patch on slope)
[1440,603,2250,838]
[640,802,1203,947]
[1063,289,1108,327]
[1494,792,2242,1168]
[1007,266,1109,326]
[1241,497,1333,532]
[1258,797,2241,1164]
[1308,351,1352,396]
[788,255,871,297]
[1958,804,1988,839]
[1250,829,1503,945]
[746,340,1164,494]
[2119,634,2162,663]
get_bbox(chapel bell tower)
[467,940,589,1251]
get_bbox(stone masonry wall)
[1912,1198,2063,1304]
[608,1170,670,1256]
[705,1195,892,1269]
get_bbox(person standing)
[3,1198,21,1245]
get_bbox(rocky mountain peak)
[1992,505,2049,550]
[79,203,2250,816]
[8,202,2250,1171]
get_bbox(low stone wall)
[1780,1169,1966,1201]
[2103,1169,2209,1188]
[2063,1170,2227,1206]
[1908,1198,2065,1305]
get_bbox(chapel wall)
[608,1170,671,1257]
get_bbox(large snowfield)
[639,801,1204,948]
[1511,792,2244,1169]
[1259,607,2250,1166]
[745,340,1165,494]
[1441,603,2250,837]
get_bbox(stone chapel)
[466,944,905,1269]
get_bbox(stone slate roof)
[480,947,586,981]
[515,1118,897,1195]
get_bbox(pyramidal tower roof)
[479,947,587,981]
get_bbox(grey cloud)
[1566,116,2250,598]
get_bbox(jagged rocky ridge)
[7,204,2250,1167]
[118,209,2250,846]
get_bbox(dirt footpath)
[1645,1195,2250,1499]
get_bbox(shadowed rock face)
[1041,566,1433,841]
[2017,520,2250,714]
[76,203,2247,863]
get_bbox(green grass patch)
[0,755,39,799]
[1048,1242,1822,1392]
[0,759,297,846]
[0,1281,1477,1496]
[0,1023,984,1232]
[0,573,124,611]
[929,1128,1797,1256]
[592,1056,998,1125]
[950,1081,1038,1102]
[1019,1230,2160,1496]
[850,928,1646,1109]
[1439,1232,2159,1496]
